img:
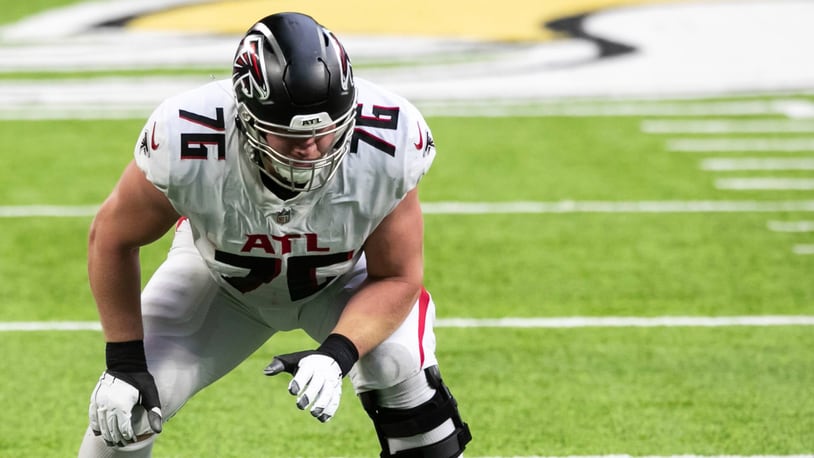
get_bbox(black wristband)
[317,333,359,377]
[106,340,148,373]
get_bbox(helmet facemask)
[237,102,356,192]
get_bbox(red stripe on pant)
[417,287,430,367]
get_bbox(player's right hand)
[89,370,163,447]
[265,351,344,422]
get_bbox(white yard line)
[5,316,814,332]
[436,316,814,328]
[642,119,814,134]
[668,138,814,152]
[421,201,814,214]
[1,322,102,331]
[700,158,814,171]
[767,220,814,232]
[409,100,814,118]
[0,205,99,217]
[792,244,814,255]
[6,201,814,217]
[715,178,814,191]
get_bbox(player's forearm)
[332,277,421,357]
[88,236,145,343]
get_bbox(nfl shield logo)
[275,208,291,224]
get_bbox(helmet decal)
[326,30,352,91]
[233,34,270,100]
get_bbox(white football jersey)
[134,78,435,307]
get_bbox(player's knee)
[79,428,155,458]
[118,435,156,452]
[353,341,422,388]
[359,366,471,458]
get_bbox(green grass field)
[2,2,814,457]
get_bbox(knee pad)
[359,366,472,458]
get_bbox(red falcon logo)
[233,34,270,100]
[150,121,160,150]
[413,121,424,150]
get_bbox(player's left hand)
[265,351,343,422]
[89,370,163,446]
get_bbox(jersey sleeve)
[133,100,173,194]
[404,108,435,194]
[398,103,436,197]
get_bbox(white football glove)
[89,371,163,446]
[265,334,358,423]
[291,354,343,422]
[265,352,344,422]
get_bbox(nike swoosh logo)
[413,121,423,150]
[150,121,160,149]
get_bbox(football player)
[78,12,471,458]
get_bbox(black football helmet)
[232,12,357,192]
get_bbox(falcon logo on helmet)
[233,34,270,100]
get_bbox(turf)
[2,327,813,457]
